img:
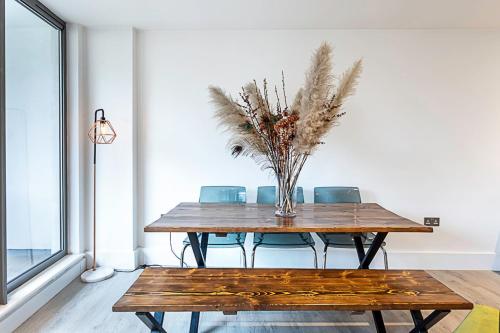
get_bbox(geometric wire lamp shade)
[88,119,117,144]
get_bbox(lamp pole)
[81,108,116,283]
[92,109,104,271]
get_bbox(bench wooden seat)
[113,268,472,332]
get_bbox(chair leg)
[239,244,247,268]
[180,243,190,268]
[309,245,318,269]
[381,245,388,270]
[251,244,260,268]
[322,244,329,269]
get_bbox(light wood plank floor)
[15,270,500,333]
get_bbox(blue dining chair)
[314,187,388,269]
[251,186,317,268]
[180,186,247,267]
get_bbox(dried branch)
[331,59,363,109]
[210,42,362,193]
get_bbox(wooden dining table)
[144,202,433,333]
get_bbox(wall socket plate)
[424,217,440,226]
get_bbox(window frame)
[1,0,6,306]
[1,0,67,298]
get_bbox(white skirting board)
[0,255,86,333]
[142,246,497,270]
[494,254,500,271]
[84,248,142,271]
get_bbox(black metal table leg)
[137,312,167,333]
[352,234,366,263]
[188,232,207,267]
[353,233,388,333]
[358,232,387,269]
[410,310,450,333]
[200,232,209,259]
[188,232,209,333]
[148,232,209,333]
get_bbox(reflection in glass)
[5,0,62,282]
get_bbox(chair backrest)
[296,187,305,204]
[256,186,275,204]
[313,186,361,204]
[257,186,305,204]
[199,186,246,203]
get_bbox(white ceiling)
[41,0,500,30]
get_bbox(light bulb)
[99,121,112,135]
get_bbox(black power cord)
[169,232,182,262]
[119,231,191,272]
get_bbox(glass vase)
[275,180,298,218]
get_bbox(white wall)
[82,28,140,269]
[77,29,500,270]
[66,24,88,256]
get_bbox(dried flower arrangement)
[209,42,362,217]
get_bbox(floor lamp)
[81,108,117,283]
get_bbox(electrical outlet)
[424,217,440,226]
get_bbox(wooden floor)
[15,270,500,333]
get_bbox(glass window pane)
[5,0,62,282]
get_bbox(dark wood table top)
[144,202,432,233]
[113,268,472,312]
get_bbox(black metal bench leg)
[152,312,165,333]
[410,310,426,333]
[410,310,450,333]
[136,312,167,333]
[189,312,200,333]
[188,232,209,333]
[372,310,387,333]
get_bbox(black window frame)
[0,0,66,302]
[0,0,6,307]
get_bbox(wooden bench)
[113,268,473,333]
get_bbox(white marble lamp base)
[80,266,115,283]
